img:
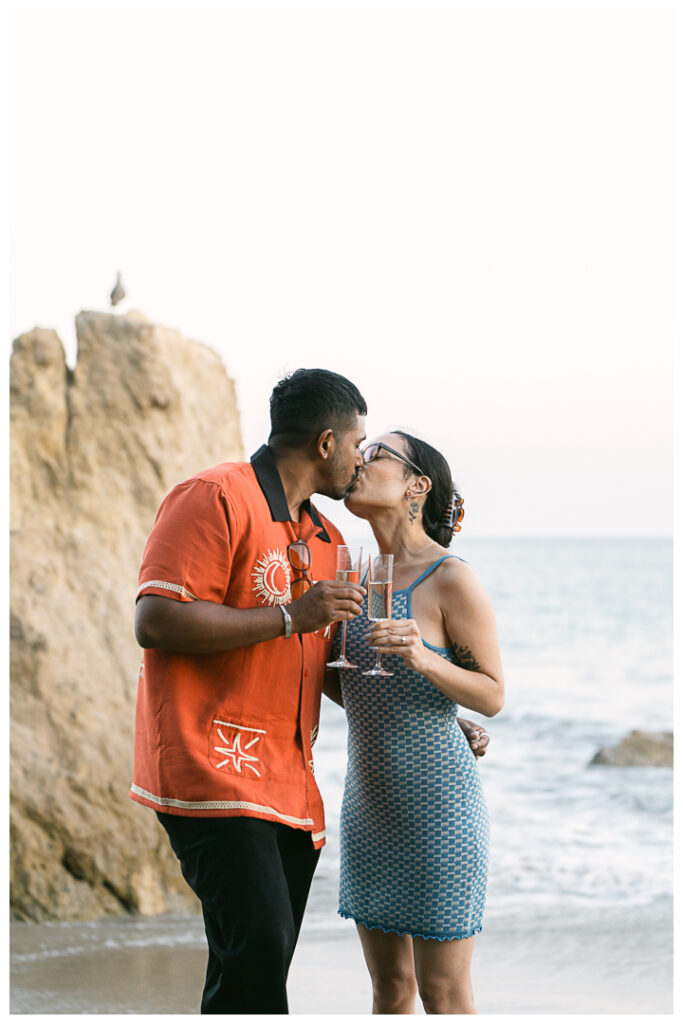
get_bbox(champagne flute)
[363,553,394,677]
[327,546,363,669]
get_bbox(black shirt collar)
[250,445,331,543]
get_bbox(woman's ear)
[413,475,432,497]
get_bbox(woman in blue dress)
[325,431,504,1015]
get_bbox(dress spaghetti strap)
[406,555,455,592]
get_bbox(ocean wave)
[11,919,206,962]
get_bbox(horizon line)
[338,533,674,542]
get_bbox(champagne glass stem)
[340,619,348,659]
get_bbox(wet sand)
[10,897,672,1015]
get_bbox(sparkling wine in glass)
[327,546,363,669]
[363,553,394,677]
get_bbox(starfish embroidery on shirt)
[214,729,261,776]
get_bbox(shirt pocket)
[208,717,267,781]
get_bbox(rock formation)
[10,311,244,921]
[589,730,673,768]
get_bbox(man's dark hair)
[269,369,367,450]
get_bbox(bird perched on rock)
[110,272,126,306]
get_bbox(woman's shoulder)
[432,553,488,607]
[434,550,473,580]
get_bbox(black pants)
[157,813,321,1014]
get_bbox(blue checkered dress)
[338,556,489,941]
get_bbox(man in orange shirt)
[132,368,489,1014]
[132,369,368,1013]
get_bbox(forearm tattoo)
[452,643,482,672]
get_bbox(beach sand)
[10,896,672,1015]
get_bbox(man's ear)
[316,428,334,459]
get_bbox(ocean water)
[307,537,673,928]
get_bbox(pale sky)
[7,1,674,537]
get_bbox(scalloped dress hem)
[338,910,482,942]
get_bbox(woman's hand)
[365,618,432,674]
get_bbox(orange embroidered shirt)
[130,445,344,849]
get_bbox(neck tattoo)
[408,500,419,524]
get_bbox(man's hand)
[289,580,365,635]
[457,716,490,759]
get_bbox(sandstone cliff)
[10,311,244,921]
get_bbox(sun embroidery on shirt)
[213,728,261,777]
[251,549,291,606]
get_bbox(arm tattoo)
[452,643,482,672]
